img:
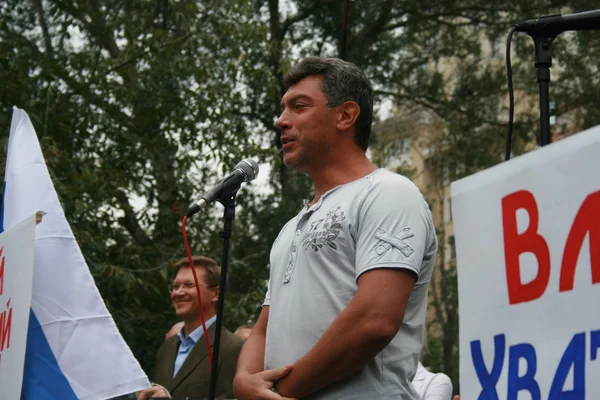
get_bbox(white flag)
[1,107,150,399]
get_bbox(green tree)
[0,0,276,374]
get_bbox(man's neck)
[183,310,216,337]
[307,152,377,206]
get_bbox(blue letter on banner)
[549,332,585,400]
[471,334,505,400]
[507,343,540,400]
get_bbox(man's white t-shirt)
[264,169,437,399]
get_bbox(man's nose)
[275,111,291,131]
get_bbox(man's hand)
[234,365,297,400]
[136,384,170,400]
[453,396,460,400]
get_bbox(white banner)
[0,214,37,400]
[451,126,600,399]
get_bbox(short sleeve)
[425,374,453,400]
[355,174,434,280]
[263,279,271,306]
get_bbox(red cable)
[181,215,213,370]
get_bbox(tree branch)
[380,21,408,32]
[375,89,443,116]
[87,0,121,58]
[114,190,152,247]
[3,30,136,130]
[34,0,54,55]
[281,3,318,38]
[362,0,395,41]
[102,30,195,76]
[235,110,278,134]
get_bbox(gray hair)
[283,57,373,151]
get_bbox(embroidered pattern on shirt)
[302,206,346,251]
[374,227,414,257]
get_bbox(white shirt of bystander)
[411,362,453,400]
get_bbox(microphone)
[186,159,259,217]
[514,9,600,36]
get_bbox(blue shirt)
[173,315,217,377]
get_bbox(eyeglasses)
[168,282,217,292]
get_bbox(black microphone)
[186,159,259,217]
[514,9,600,36]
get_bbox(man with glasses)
[137,256,243,400]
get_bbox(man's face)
[275,75,338,172]
[170,267,218,322]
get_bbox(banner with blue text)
[451,126,600,399]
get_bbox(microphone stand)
[530,33,556,146]
[207,184,240,400]
[513,9,600,148]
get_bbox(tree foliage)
[1,0,276,373]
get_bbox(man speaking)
[233,57,437,399]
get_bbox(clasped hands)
[136,383,170,400]
[234,365,297,400]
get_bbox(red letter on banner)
[0,247,4,296]
[0,305,11,352]
[502,190,550,304]
[559,190,600,292]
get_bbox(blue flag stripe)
[21,310,78,400]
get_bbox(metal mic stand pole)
[530,34,556,146]
[208,188,239,400]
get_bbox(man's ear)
[336,101,361,132]
[212,287,220,303]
